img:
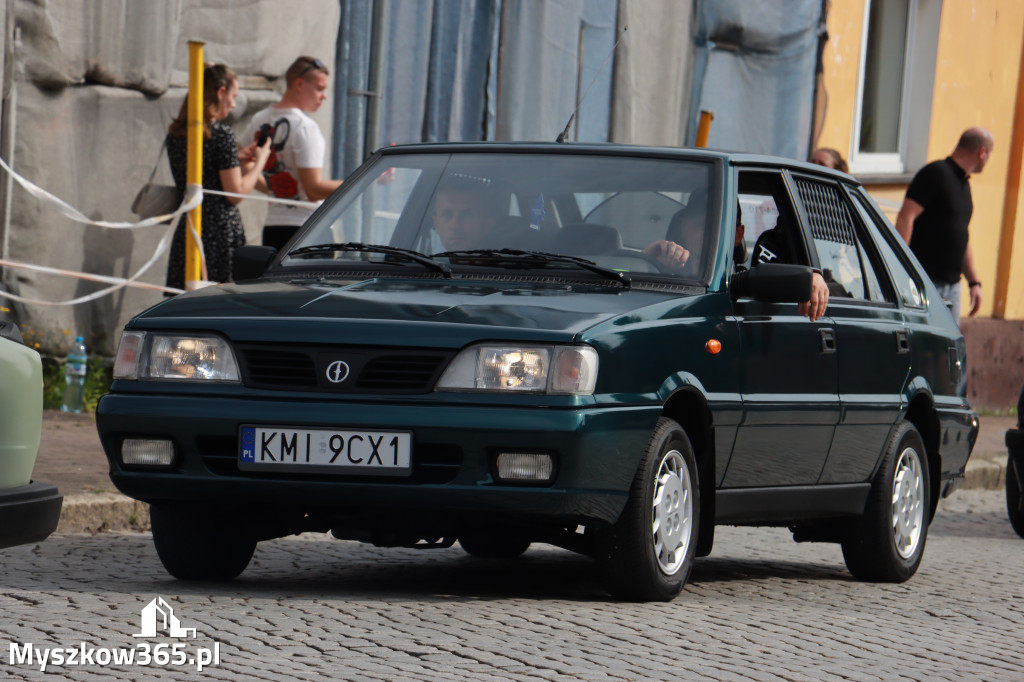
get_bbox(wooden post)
[185,41,205,290]
[695,110,714,148]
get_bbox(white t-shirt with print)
[242,106,326,227]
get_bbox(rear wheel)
[596,417,699,602]
[1006,455,1024,538]
[150,503,256,581]
[841,421,929,582]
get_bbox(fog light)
[495,452,555,483]
[121,439,175,467]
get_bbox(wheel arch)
[662,387,716,557]
[903,391,941,521]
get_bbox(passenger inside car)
[750,217,830,320]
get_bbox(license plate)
[238,425,412,475]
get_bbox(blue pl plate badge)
[240,427,256,463]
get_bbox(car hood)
[136,277,687,344]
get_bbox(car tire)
[150,503,256,581]
[841,421,929,582]
[458,533,531,559]
[596,417,699,602]
[1006,455,1024,539]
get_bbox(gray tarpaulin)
[687,0,823,160]
[609,1,694,147]
[333,0,618,176]
[335,0,500,176]
[496,0,616,143]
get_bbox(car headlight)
[113,331,240,382]
[436,344,598,395]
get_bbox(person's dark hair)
[286,56,329,87]
[811,148,848,173]
[436,174,495,205]
[167,63,236,138]
[665,192,707,245]
[734,200,748,264]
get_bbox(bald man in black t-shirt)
[895,127,993,320]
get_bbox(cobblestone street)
[1,489,1021,680]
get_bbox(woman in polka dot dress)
[164,63,271,292]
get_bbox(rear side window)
[793,178,889,303]
[849,191,924,308]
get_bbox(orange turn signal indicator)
[705,339,722,355]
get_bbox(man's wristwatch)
[968,281,981,288]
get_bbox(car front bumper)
[0,481,63,549]
[96,394,661,526]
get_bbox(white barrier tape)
[0,156,202,229]
[203,187,319,209]
[0,213,185,305]
[185,212,211,287]
[0,256,185,295]
[0,155,206,304]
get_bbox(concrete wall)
[0,0,339,355]
[961,318,1024,412]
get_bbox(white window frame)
[850,0,942,176]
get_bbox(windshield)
[287,151,720,283]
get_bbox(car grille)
[234,343,455,394]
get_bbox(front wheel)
[1006,454,1024,538]
[150,503,256,581]
[841,421,930,582]
[596,417,700,602]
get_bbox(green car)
[0,322,63,549]
[97,143,977,601]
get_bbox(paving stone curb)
[56,493,151,534]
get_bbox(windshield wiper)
[433,249,631,288]
[287,243,452,278]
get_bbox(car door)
[724,169,839,488]
[790,175,912,484]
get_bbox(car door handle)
[819,328,836,354]
[895,329,910,354]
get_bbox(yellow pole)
[185,41,205,290]
[695,110,714,148]
[993,34,1024,318]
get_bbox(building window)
[851,0,941,176]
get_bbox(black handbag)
[131,141,179,218]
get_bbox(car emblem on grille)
[325,360,351,384]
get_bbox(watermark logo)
[7,596,220,673]
[134,596,196,638]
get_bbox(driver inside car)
[429,178,498,252]
[645,200,830,321]
[642,196,706,273]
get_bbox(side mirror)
[730,263,812,303]
[233,245,278,281]
[0,320,25,345]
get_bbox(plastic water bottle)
[61,336,88,413]
[529,193,545,230]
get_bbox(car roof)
[375,141,860,186]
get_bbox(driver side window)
[737,171,810,271]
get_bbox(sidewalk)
[34,409,1017,534]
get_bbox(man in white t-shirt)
[242,56,343,251]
